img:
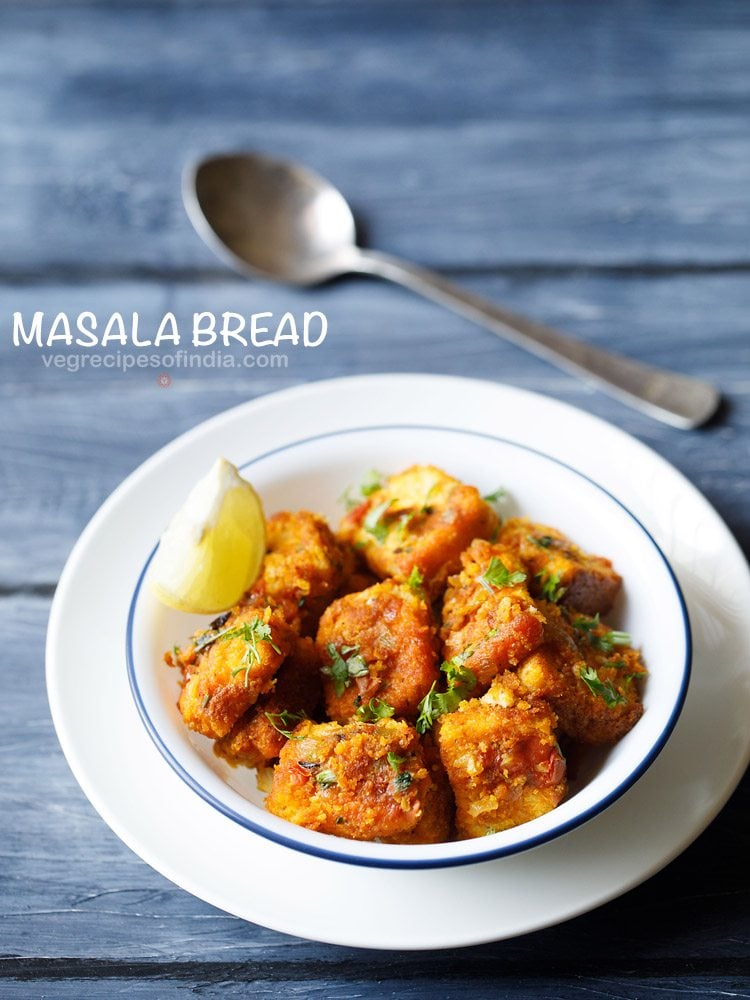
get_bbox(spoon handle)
[353,248,719,429]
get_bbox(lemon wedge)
[150,457,266,614]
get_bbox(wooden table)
[3,1,748,995]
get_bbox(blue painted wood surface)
[1,1,748,997]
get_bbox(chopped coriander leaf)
[394,771,413,793]
[322,643,370,697]
[483,487,507,503]
[338,485,359,511]
[528,534,554,549]
[572,614,631,652]
[478,557,527,591]
[416,657,477,733]
[315,769,337,788]
[622,671,644,683]
[572,613,600,634]
[441,656,477,692]
[406,565,424,593]
[195,617,281,658]
[415,683,439,733]
[172,644,181,660]
[264,709,307,739]
[201,694,211,710]
[363,499,394,543]
[387,751,407,771]
[536,570,567,603]
[416,683,465,734]
[339,470,385,509]
[356,697,395,722]
[591,630,631,653]
[360,469,384,496]
[222,618,282,688]
[578,665,627,707]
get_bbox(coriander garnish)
[264,709,307,739]
[322,643,370,697]
[528,534,554,549]
[478,557,526,592]
[222,618,282,687]
[387,751,407,771]
[356,697,395,722]
[572,614,631,653]
[394,771,413,793]
[483,487,507,503]
[406,565,425,593]
[363,498,394,543]
[536,570,567,603]
[578,665,627,708]
[315,769,337,789]
[339,469,385,510]
[416,654,477,734]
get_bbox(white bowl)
[127,423,690,869]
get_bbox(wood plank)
[1,593,748,966]
[1,1,749,272]
[1,970,749,999]
[3,272,748,586]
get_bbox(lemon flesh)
[150,457,266,614]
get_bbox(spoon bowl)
[186,153,357,286]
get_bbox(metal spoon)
[183,152,719,429]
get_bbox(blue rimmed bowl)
[127,422,690,869]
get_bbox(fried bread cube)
[247,510,350,634]
[265,718,437,840]
[338,465,498,598]
[175,604,296,739]
[516,600,646,744]
[317,579,440,723]
[435,674,566,838]
[499,518,622,616]
[214,636,322,768]
[440,540,546,689]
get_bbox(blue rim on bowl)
[126,425,692,869]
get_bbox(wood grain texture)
[1,1,750,273]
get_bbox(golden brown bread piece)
[266,718,440,840]
[435,673,566,839]
[499,518,622,617]
[214,636,322,768]
[175,604,296,739]
[440,539,546,689]
[516,600,646,744]
[317,579,440,723]
[246,510,350,635]
[338,465,498,599]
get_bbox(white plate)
[128,424,689,868]
[46,374,750,949]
